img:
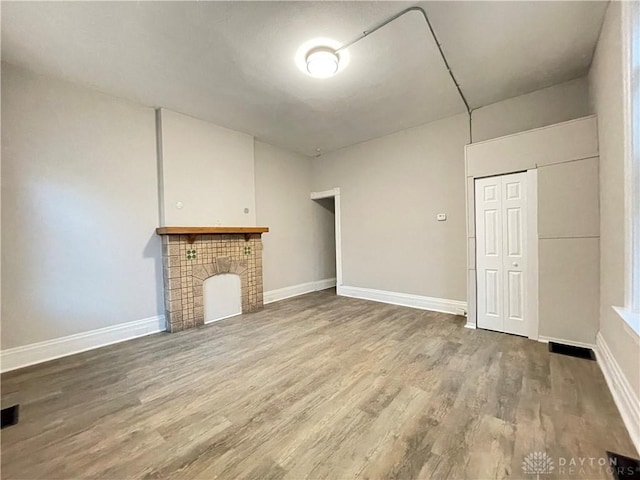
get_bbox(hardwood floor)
[1,290,636,479]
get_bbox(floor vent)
[1,405,19,429]
[607,451,640,480]
[548,342,595,360]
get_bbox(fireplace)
[157,227,268,332]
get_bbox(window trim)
[615,0,640,336]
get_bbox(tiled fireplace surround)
[160,233,264,332]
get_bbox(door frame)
[526,169,539,341]
[310,187,343,294]
[472,169,539,340]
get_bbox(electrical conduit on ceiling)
[336,6,474,143]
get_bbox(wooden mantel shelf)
[156,226,269,243]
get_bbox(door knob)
[513,262,519,267]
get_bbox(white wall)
[313,114,469,302]
[1,63,163,349]
[159,108,256,227]
[254,141,335,293]
[472,77,591,142]
[589,2,640,399]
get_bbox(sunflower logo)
[522,451,554,479]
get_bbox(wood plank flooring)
[1,290,636,479]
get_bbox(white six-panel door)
[475,172,528,337]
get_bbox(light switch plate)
[437,213,447,221]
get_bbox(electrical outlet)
[437,213,447,221]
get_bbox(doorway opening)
[311,188,343,294]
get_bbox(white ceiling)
[1,1,607,156]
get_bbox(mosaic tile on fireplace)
[158,232,265,332]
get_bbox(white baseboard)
[538,335,596,350]
[596,332,640,454]
[314,277,337,291]
[339,285,467,316]
[0,315,166,373]
[464,322,477,329]
[264,278,336,305]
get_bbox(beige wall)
[538,157,601,345]
[589,2,640,396]
[312,114,469,301]
[0,63,338,352]
[159,108,256,227]
[472,77,591,142]
[1,63,163,348]
[310,77,592,304]
[466,116,599,177]
[0,58,597,352]
[254,141,335,292]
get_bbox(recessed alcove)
[203,273,242,323]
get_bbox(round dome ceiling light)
[306,47,339,78]
[295,38,349,78]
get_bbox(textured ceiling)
[1,1,608,156]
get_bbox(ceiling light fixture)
[295,38,349,79]
[305,47,339,78]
